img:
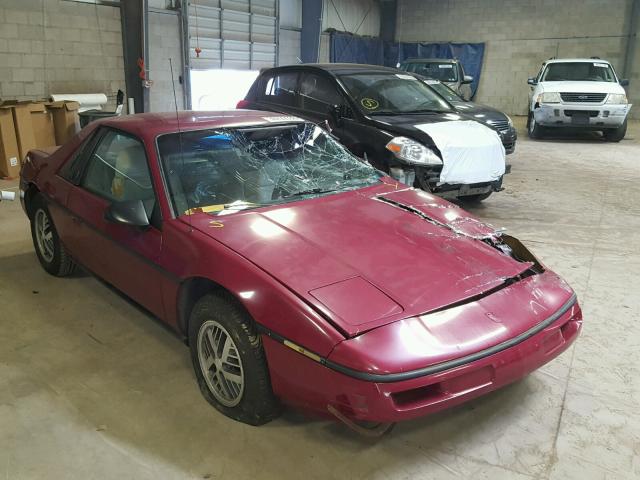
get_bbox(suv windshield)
[541,62,616,82]
[157,123,382,216]
[402,62,459,82]
[338,72,452,115]
[424,80,463,102]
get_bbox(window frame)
[259,70,301,108]
[77,127,163,229]
[298,71,346,114]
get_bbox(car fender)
[159,219,346,358]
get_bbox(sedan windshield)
[541,62,616,82]
[339,72,452,115]
[403,62,459,82]
[157,123,382,215]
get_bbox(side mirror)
[619,78,629,87]
[462,75,473,84]
[527,77,537,85]
[105,200,150,227]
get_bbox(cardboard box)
[0,105,20,178]
[47,101,80,145]
[6,101,56,161]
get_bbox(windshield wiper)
[282,187,340,198]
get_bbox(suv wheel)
[603,119,627,142]
[528,112,545,139]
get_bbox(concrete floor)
[1,118,639,479]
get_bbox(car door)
[64,128,165,318]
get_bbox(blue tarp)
[330,32,485,98]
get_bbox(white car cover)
[415,120,506,185]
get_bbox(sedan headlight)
[606,93,628,105]
[385,137,442,165]
[537,92,561,104]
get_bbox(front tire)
[528,112,545,139]
[603,119,627,142]
[30,194,76,276]
[188,292,280,425]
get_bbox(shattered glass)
[157,122,383,215]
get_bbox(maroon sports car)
[20,110,581,432]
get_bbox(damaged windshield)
[338,72,452,115]
[157,123,382,215]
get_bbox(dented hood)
[190,183,531,337]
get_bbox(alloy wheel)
[34,209,55,263]
[197,320,245,407]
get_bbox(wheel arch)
[24,183,41,218]
[176,276,249,344]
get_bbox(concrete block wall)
[396,0,637,117]
[0,0,125,108]
[148,9,185,112]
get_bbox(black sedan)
[424,79,517,154]
[239,64,510,202]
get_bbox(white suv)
[527,58,631,141]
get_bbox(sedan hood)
[190,184,532,337]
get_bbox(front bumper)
[534,103,631,128]
[499,127,517,154]
[263,299,582,423]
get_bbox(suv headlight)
[506,115,513,127]
[537,92,561,104]
[385,137,442,165]
[606,93,628,105]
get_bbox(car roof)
[268,63,404,75]
[94,110,304,137]
[401,58,459,64]
[544,58,611,64]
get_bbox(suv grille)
[486,119,510,132]
[560,92,606,103]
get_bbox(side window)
[81,130,160,227]
[58,131,99,184]
[262,71,299,107]
[299,73,343,114]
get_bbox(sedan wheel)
[197,320,245,407]
[188,293,280,425]
[29,193,76,276]
[34,208,55,263]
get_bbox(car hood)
[188,183,532,337]
[366,112,471,149]
[539,81,625,94]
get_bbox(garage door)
[189,0,278,70]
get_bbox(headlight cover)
[385,137,442,165]
[606,93,628,105]
[506,115,513,127]
[537,92,561,104]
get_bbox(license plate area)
[571,113,590,125]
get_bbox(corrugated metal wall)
[188,0,278,70]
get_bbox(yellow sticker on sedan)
[361,98,379,110]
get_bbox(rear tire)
[603,119,627,142]
[528,112,545,139]
[188,292,280,426]
[29,194,76,276]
